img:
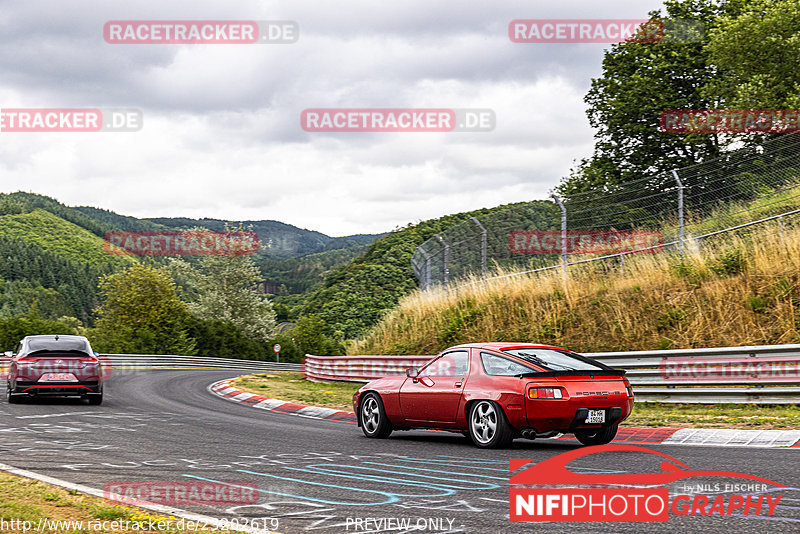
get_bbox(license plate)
[585,409,605,424]
[39,373,78,382]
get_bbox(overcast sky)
[0,0,667,236]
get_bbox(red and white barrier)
[304,354,432,383]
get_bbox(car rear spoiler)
[517,369,627,378]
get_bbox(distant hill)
[73,206,169,233]
[0,209,135,269]
[0,192,382,323]
[0,193,139,323]
[138,216,380,257]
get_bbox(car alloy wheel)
[360,392,392,438]
[362,396,381,434]
[471,401,498,444]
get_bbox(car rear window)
[480,352,536,376]
[27,337,91,354]
[502,348,606,372]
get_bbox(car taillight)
[528,387,563,399]
[626,384,634,398]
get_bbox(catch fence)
[412,133,800,289]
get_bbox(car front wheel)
[574,425,618,446]
[360,393,392,439]
[468,400,514,448]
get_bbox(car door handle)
[454,381,463,388]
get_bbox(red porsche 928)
[353,343,633,448]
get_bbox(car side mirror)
[3,351,13,357]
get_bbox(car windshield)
[502,348,606,372]
[27,337,91,354]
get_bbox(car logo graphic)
[510,444,785,487]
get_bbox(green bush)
[0,311,78,351]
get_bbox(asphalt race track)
[1,369,798,534]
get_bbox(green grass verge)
[234,373,800,429]
[625,402,800,429]
[234,372,359,412]
[0,472,243,533]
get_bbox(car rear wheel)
[6,383,21,404]
[574,425,618,446]
[468,400,514,448]
[360,393,392,439]
[85,392,103,405]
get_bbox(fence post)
[470,217,487,279]
[434,234,450,285]
[672,169,685,251]
[780,215,785,240]
[619,253,624,274]
[551,194,568,282]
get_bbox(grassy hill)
[0,209,135,269]
[351,219,800,355]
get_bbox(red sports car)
[353,343,634,448]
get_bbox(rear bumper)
[567,407,623,429]
[12,381,101,396]
[525,400,632,432]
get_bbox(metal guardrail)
[0,354,302,377]
[306,344,800,403]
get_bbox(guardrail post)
[470,217,487,279]
[672,169,685,251]
[779,215,785,240]
[619,253,624,274]
[551,194,568,282]
[434,234,450,286]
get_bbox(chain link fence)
[412,133,800,290]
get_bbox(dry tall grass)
[350,220,800,355]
